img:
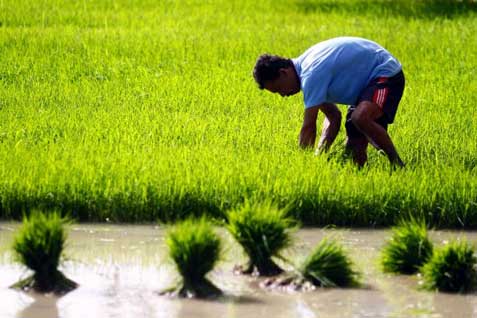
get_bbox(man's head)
[253,54,301,97]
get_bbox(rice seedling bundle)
[226,201,296,276]
[164,217,222,298]
[421,239,477,293]
[11,210,77,294]
[381,219,433,274]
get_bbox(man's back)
[293,37,402,108]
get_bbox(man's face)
[263,67,300,97]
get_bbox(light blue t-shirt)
[292,37,402,108]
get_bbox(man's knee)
[350,111,365,130]
[351,101,382,130]
[350,106,371,130]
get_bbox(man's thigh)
[345,107,388,150]
[356,71,405,124]
[345,107,388,137]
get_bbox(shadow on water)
[219,294,263,304]
[16,293,59,318]
[296,0,477,19]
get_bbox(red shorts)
[345,70,405,139]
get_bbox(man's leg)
[345,136,368,167]
[350,101,404,167]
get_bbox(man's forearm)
[299,106,319,149]
[317,105,342,152]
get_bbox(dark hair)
[253,54,293,89]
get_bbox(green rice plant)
[297,238,360,287]
[11,210,77,294]
[163,217,222,298]
[226,201,296,276]
[1,0,477,227]
[381,219,433,274]
[421,239,477,293]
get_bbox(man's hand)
[299,103,341,151]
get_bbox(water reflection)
[293,288,389,318]
[1,225,477,318]
[294,299,316,318]
[432,292,477,318]
[17,293,59,318]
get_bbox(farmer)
[253,36,405,167]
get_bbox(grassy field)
[0,0,476,226]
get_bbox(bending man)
[253,36,405,167]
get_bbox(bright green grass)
[0,0,476,226]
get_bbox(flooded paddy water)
[1,223,477,318]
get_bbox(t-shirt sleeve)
[302,70,332,108]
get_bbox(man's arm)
[317,103,342,153]
[299,106,319,148]
[299,103,341,150]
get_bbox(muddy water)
[1,223,477,318]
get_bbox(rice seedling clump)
[226,201,296,276]
[422,239,477,293]
[297,238,360,288]
[164,217,222,298]
[11,210,77,294]
[262,238,359,291]
[381,219,433,274]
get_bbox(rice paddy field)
[1,0,477,226]
[2,223,477,318]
